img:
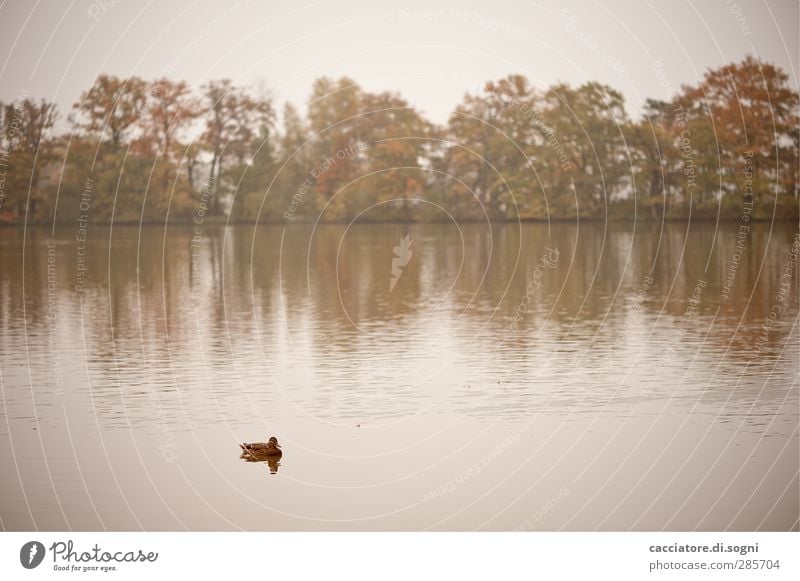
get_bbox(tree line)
[0,56,797,225]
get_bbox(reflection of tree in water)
[5,222,797,427]
[9,221,798,366]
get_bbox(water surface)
[1,221,797,530]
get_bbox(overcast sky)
[0,0,797,125]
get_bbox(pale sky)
[0,0,797,126]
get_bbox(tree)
[4,63,798,225]
[355,90,432,221]
[305,77,366,220]
[539,82,630,219]
[441,77,539,220]
[625,99,681,220]
[199,79,274,213]
[270,102,312,220]
[0,98,58,220]
[142,78,199,163]
[675,56,799,218]
[73,75,147,148]
[229,97,280,222]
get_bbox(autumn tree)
[441,79,526,220]
[539,82,630,219]
[199,79,274,213]
[4,62,798,225]
[268,102,313,220]
[440,83,514,219]
[355,90,432,221]
[73,75,147,148]
[0,98,58,220]
[229,94,280,222]
[674,56,799,218]
[304,77,366,220]
[142,78,198,162]
[624,99,681,220]
[441,76,628,221]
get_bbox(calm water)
[1,221,797,531]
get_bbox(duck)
[240,436,282,458]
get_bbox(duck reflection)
[239,452,281,474]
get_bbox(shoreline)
[2,216,798,228]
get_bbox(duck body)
[240,436,282,458]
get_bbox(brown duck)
[240,436,282,459]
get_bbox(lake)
[0,221,797,531]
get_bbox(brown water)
[0,221,798,531]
